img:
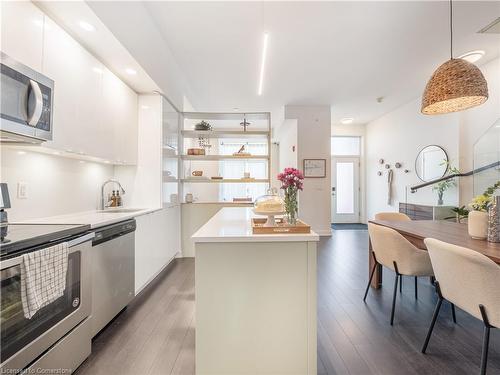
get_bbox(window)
[218,139,268,201]
[331,136,360,156]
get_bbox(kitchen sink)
[98,208,145,213]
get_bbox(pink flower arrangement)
[277,168,304,190]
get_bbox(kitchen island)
[192,207,319,375]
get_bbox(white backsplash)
[0,147,114,221]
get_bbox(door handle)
[27,80,43,126]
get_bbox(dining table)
[368,219,500,288]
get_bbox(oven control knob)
[72,298,80,308]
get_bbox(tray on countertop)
[251,218,311,234]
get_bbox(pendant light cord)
[450,0,453,59]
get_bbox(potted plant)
[468,181,500,239]
[277,168,304,225]
[446,205,469,223]
[432,163,459,205]
[194,120,212,131]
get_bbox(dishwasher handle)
[92,219,136,246]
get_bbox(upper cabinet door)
[102,67,138,164]
[42,17,112,159]
[0,1,44,71]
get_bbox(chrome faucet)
[100,179,126,210]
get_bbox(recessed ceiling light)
[92,67,103,74]
[17,151,26,155]
[33,19,43,28]
[141,105,150,109]
[258,32,269,96]
[340,117,354,125]
[79,21,95,32]
[79,160,86,164]
[125,68,137,75]
[104,160,111,164]
[53,151,61,155]
[458,50,485,64]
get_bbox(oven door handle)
[27,79,43,126]
[0,232,94,269]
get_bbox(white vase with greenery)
[467,182,500,240]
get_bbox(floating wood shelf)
[181,155,269,160]
[181,130,269,139]
[181,178,269,184]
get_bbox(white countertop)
[17,208,161,229]
[192,207,319,243]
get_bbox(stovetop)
[0,223,91,259]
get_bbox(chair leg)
[414,276,418,300]
[479,304,492,375]
[399,274,403,293]
[451,303,457,324]
[480,325,490,375]
[421,297,443,353]
[390,262,400,326]
[363,261,378,302]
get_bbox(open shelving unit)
[179,112,271,204]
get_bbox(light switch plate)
[17,182,27,199]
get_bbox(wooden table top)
[369,220,500,264]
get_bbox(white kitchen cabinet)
[102,67,138,164]
[134,208,180,294]
[42,17,110,158]
[0,1,44,71]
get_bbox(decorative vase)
[437,191,444,206]
[487,196,500,243]
[468,210,488,240]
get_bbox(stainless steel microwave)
[0,53,54,143]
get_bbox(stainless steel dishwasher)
[91,219,135,337]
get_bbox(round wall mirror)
[415,145,448,182]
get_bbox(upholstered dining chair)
[422,238,500,375]
[365,223,434,325]
[374,212,414,295]
[374,212,412,222]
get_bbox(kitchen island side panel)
[195,240,317,375]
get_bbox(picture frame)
[303,159,326,178]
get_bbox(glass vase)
[284,188,298,226]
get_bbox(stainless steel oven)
[0,52,54,143]
[0,232,93,373]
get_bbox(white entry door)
[331,157,360,223]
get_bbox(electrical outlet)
[17,182,27,199]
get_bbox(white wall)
[0,147,114,221]
[365,57,500,220]
[458,58,500,205]
[277,119,298,171]
[284,105,332,235]
[365,99,459,220]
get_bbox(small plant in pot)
[194,120,212,131]
[432,163,459,205]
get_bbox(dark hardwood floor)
[76,230,500,375]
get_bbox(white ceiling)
[37,1,500,126]
[35,1,160,93]
[141,1,500,125]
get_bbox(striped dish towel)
[20,242,69,319]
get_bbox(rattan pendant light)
[421,0,488,115]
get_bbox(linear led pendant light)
[421,0,488,115]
